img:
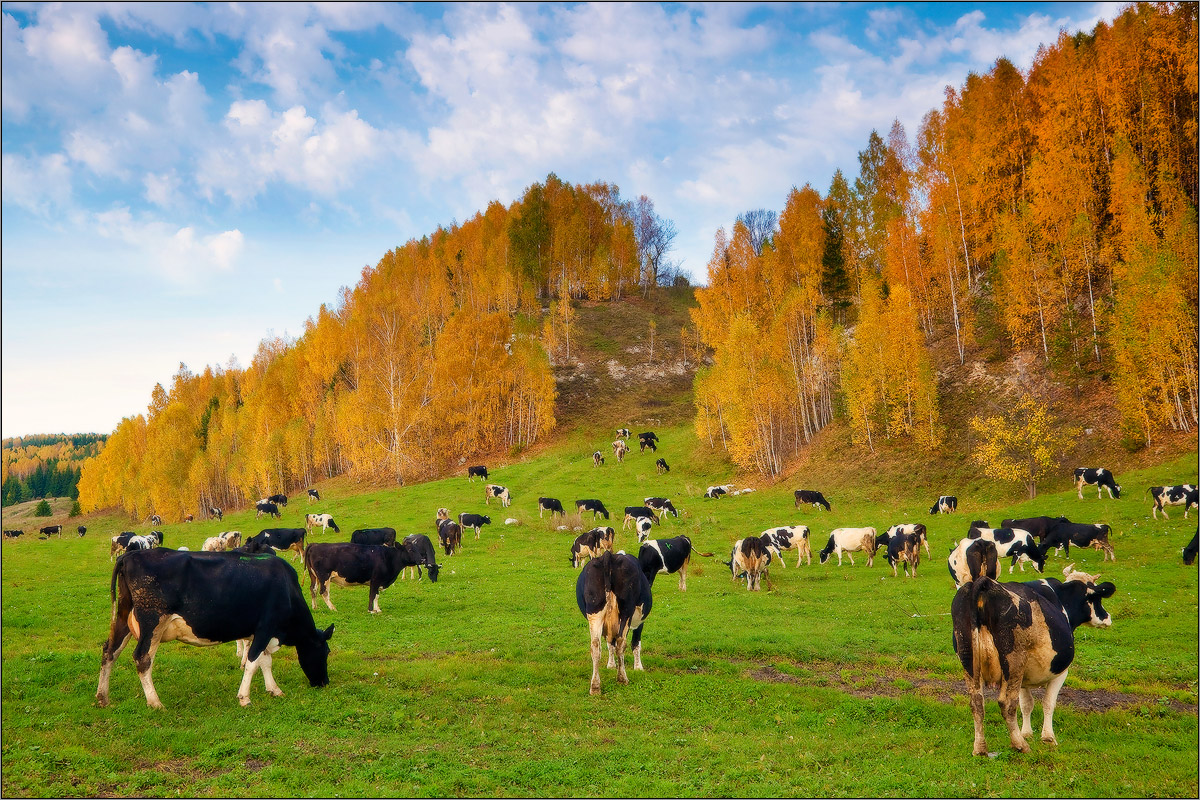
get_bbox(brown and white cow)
[726,536,772,591]
[575,552,652,695]
[570,527,615,568]
[202,531,242,552]
[818,527,878,566]
[484,484,511,507]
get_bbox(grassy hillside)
[0,497,77,529]
[2,424,1196,797]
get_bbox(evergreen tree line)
[1,461,82,507]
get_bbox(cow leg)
[998,679,1030,752]
[132,613,168,710]
[474,527,480,540]
[1076,479,1084,500]
[587,613,604,695]
[321,580,336,612]
[308,570,320,609]
[678,560,688,592]
[966,675,988,756]
[1018,687,1036,739]
[255,639,285,699]
[1039,670,1069,745]
[614,633,629,684]
[846,551,854,566]
[369,584,382,614]
[1162,507,1170,520]
[630,624,645,670]
[605,638,616,668]
[96,616,134,707]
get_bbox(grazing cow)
[305,542,432,613]
[623,506,659,530]
[243,528,306,560]
[575,552,652,695]
[612,440,628,462]
[818,528,878,566]
[886,523,930,557]
[576,499,610,521]
[876,528,922,577]
[592,451,605,467]
[634,517,655,543]
[643,497,678,519]
[267,494,289,507]
[930,495,958,515]
[705,485,732,500]
[308,489,320,502]
[656,458,669,474]
[110,532,138,560]
[970,520,991,530]
[570,527,616,568]
[150,514,163,526]
[951,564,1116,755]
[638,535,711,592]
[760,525,812,567]
[436,518,462,556]
[616,428,631,439]
[255,501,281,520]
[350,528,397,547]
[458,512,491,539]
[1074,467,1121,499]
[305,514,341,534]
[467,465,489,482]
[637,432,658,453]
[793,490,831,511]
[1183,532,1198,566]
[96,548,334,709]
[484,484,511,507]
[965,526,1046,575]
[4,529,24,538]
[209,507,223,521]
[726,537,772,591]
[183,514,194,523]
[39,524,63,537]
[1149,484,1199,519]
[1039,522,1116,562]
[77,526,87,537]
[202,531,242,552]
[400,534,440,581]
[539,497,566,519]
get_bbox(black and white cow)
[623,506,659,530]
[875,528,922,578]
[400,534,440,581]
[638,535,711,592]
[149,514,163,526]
[612,440,628,462]
[963,526,1045,578]
[930,495,958,514]
[110,532,138,560]
[350,527,397,547]
[951,564,1116,755]
[793,490,832,511]
[726,536,772,591]
[266,493,287,507]
[539,497,566,519]
[202,531,242,552]
[1149,485,1198,519]
[458,512,491,539]
[97,548,334,709]
[655,458,669,474]
[1074,467,1121,499]
[886,523,930,557]
[304,542,432,613]
[436,518,462,556]
[484,484,511,507]
[575,499,610,520]
[576,551,652,695]
[760,525,811,567]
[637,432,659,453]
[643,497,678,519]
[308,489,321,502]
[1183,532,1198,566]
[593,451,605,467]
[570,527,615,568]
[467,465,489,482]
[305,514,340,534]
[124,534,158,553]
[243,528,306,560]
[3,530,24,538]
[818,528,878,566]
[705,485,732,500]
[947,538,1000,587]
[616,428,631,439]
[1001,516,1069,544]
[1039,521,1115,562]
[209,507,223,521]
[39,524,63,537]
[255,501,281,519]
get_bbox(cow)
[77,526,87,537]
[887,523,930,557]
[570,527,616,568]
[705,485,732,500]
[39,524,63,537]
[305,514,341,534]
[1183,531,1199,566]
[304,542,433,613]
[966,526,1046,576]
[458,512,491,539]
[756,525,810,568]
[818,528,878,566]
[592,451,605,467]
[437,507,451,521]
[876,527,922,578]
[655,458,669,474]
[637,432,658,453]
[184,514,195,523]
[467,465,489,482]
[623,506,659,530]
[484,484,511,507]
[643,498,678,520]
[930,495,958,515]
[401,534,440,581]
[1039,521,1116,562]
[1149,484,1199,519]
[970,520,991,530]
[307,489,320,502]
[638,535,712,592]
[350,528,397,547]
[436,518,462,556]
[616,428,631,439]
[539,497,566,519]
[1001,516,1068,544]
[255,501,281,519]
[576,499,610,520]
[1074,467,1121,499]
[125,535,158,553]
[948,538,1001,587]
[726,536,772,591]
[243,528,306,560]
[4,530,24,538]
[267,493,289,507]
[110,532,138,560]
[575,551,652,695]
[209,507,223,521]
[96,548,334,709]
[951,563,1116,755]
[149,514,163,526]
[634,517,655,543]
[794,490,831,512]
[202,531,242,552]
[612,440,628,462]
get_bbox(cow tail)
[694,551,715,558]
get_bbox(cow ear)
[323,624,335,641]
[1094,582,1116,598]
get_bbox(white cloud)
[92,207,244,285]
[1,152,73,214]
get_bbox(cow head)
[427,561,441,582]
[297,624,335,687]
[1111,484,1122,498]
[1060,569,1116,628]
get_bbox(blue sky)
[1,1,1126,438]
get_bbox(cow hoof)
[973,744,988,757]
[269,687,284,697]
[617,674,629,685]
[1041,735,1058,746]
[95,695,110,708]
[589,683,601,696]
[147,699,164,710]
[239,696,251,707]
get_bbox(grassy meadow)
[2,426,1197,797]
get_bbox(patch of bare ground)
[746,664,1197,714]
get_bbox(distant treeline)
[1,461,82,506]
[1,434,104,507]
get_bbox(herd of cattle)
[4,440,1197,755]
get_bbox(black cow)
[637,432,659,453]
[255,501,281,519]
[209,507,223,521]
[39,524,63,537]
[951,565,1116,755]
[401,534,441,581]
[458,512,491,539]
[308,489,321,502]
[467,465,489,482]
[1002,516,1069,543]
[1074,467,1121,499]
[539,497,566,519]
[97,548,334,709]
[965,526,1045,575]
[267,493,289,507]
[1149,485,1199,519]
[77,526,87,537]
[794,490,831,511]
[655,458,669,474]
[570,527,615,568]
[436,518,462,556]
[643,497,678,519]
[575,552,652,695]
[1040,522,1116,562]
[244,528,306,559]
[1183,532,1198,566]
[623,506,659,530]
[637,535,711,592]
[930,495,958,514]
[726,536,772,591]
[3,530,24,538]
[875,527,922,577]
[304,542,432,613]
[575,499,610,520]
[351,527,397,547]
[970,520,991,530]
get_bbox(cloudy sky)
[2,1,1125,438]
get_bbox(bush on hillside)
[33,499,51,517]
[68,500,82,518]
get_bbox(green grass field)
[2,427,1197,797]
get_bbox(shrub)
[33,499,52,517]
